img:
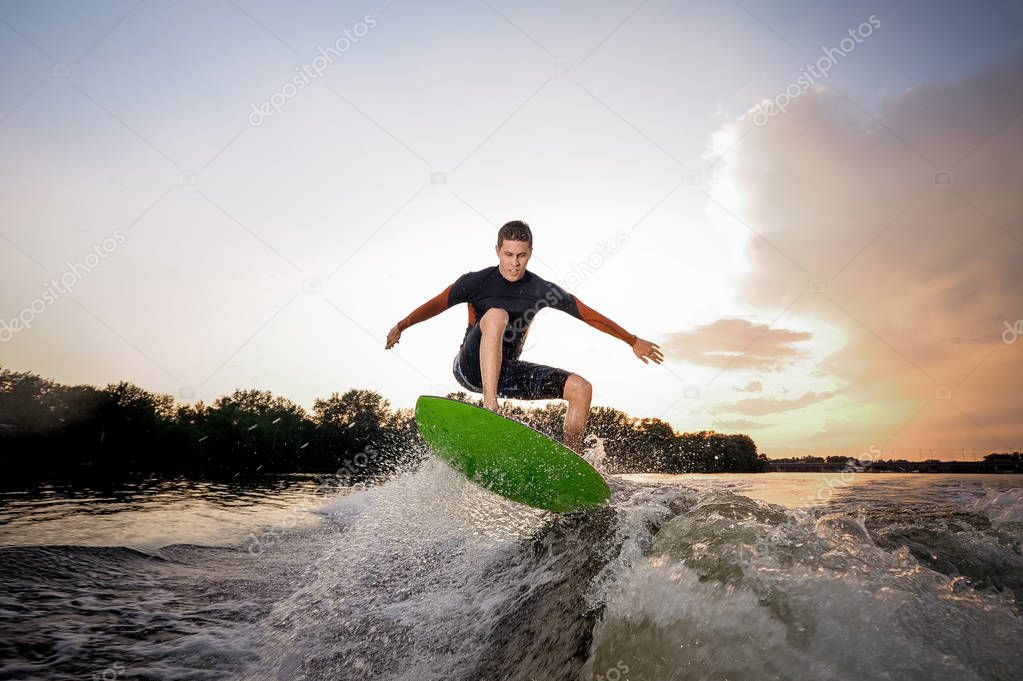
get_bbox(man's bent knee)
[480,307,509,331]
[564,374,592,402]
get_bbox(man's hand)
[631,337,663,364]
[385,324,402,349]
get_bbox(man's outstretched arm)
[572,297,664,365]
[385,284,453,349]
[574,298,637,346]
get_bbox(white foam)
[585,486,1023,681]
[970,487,1023,526]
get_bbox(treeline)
[0,368,419,482]
[984,452,1023,462]
[772,453,1023,464]
[0,367,767,482]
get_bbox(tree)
[1,365,766,479]
[203,389,310,473]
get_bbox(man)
[385,220,663,454]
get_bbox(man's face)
[495,240,531,282]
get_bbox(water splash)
[2,470,1022,680]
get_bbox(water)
[1,464,1021,681]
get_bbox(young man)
[385,220,663,454]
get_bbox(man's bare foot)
[482,397,499,412]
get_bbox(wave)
[971,487,1023,526]
[584,483,1023,681]
[2,463,1022,680]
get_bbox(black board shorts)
[452,323,571,401]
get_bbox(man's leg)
[562,373,592,455]
[479,308,509,411]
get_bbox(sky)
[1,0,1021,459]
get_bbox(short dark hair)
[497,220,532,249]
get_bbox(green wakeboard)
[414,395,611,513]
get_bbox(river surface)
[1,461,1021,680]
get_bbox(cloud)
[717,390,839,416]
[661,318,812,371]
[734,380,763,392]
[708,48,1023,456]
[712,418,770,431]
